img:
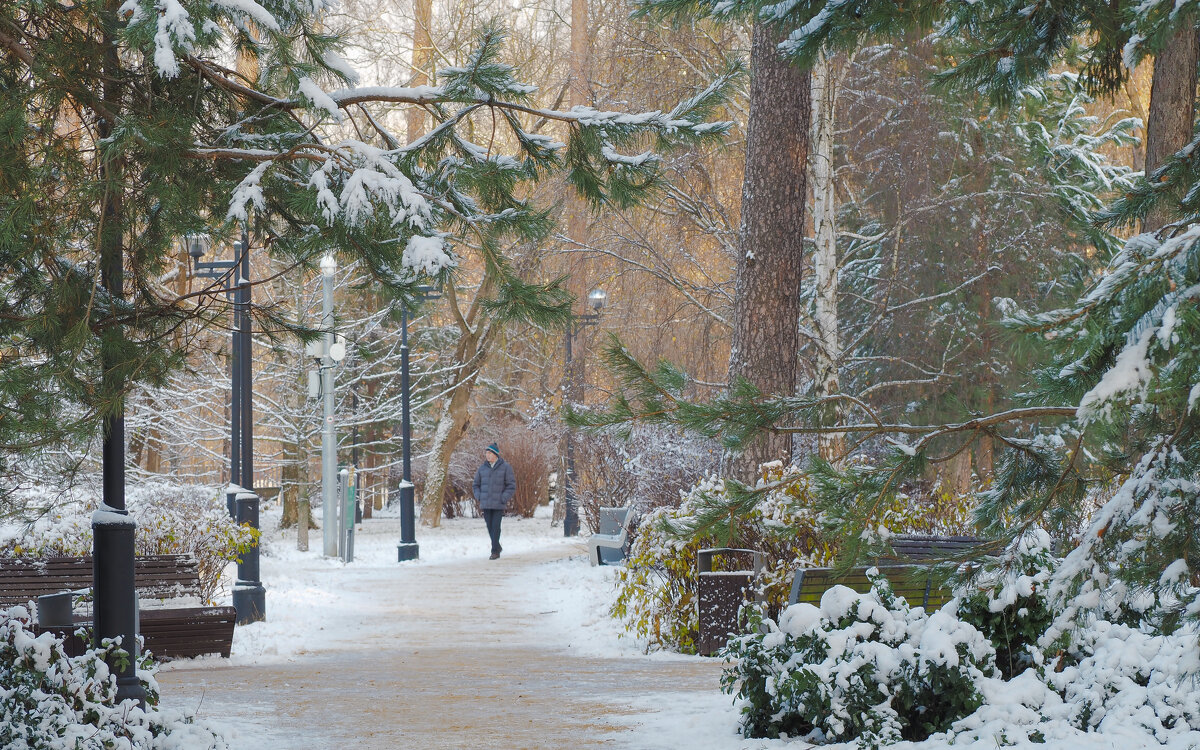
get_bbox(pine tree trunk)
[566,0,591,243]
[810,51,843,462]
[407,0,434,142]
[1144,25,1199,233]
[419,382,473,526]
[721,22,811,482]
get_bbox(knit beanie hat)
[486,443,500,457]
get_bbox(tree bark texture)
[419,284,499,526]
[1144,24,1199,233]
[566,0,592,241]
[809,51,844,462]
[407,0,434,142]
[721,22,811,482]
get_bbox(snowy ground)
[155,503,764,749]
[152,505,1190,750]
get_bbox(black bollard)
[232,491,266,625]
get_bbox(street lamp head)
[587,287,607,312]
[320,254,337,277]
[186,235,208,260]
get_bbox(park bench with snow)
[0,554,237,659]
[787,535,982,610]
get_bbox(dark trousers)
[483,509,503,553]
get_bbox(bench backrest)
[788,564,954,611]
[597,506,631,536]
[884,535,981,562]
[0,555,202,607]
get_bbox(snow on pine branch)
[403,236,455,277]
[122,0,333,79]
[225,140,434,233]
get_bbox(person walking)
[473,443,516,559]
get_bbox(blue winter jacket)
[473,457,517,510]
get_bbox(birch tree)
[807,50,845,461]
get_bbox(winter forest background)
[3,0,1200,746]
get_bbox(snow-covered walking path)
[155,507,753,749]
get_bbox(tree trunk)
[721,22,811,482]
[280,429,300,529]
[419,281,498,525]
[1144,25,1199,233]
[419,378,473,526]
[407,0,434,142]
[810,51,843,462]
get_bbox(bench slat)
[788,564,950,610]
[37,605,237,659]
[0,555,203,606]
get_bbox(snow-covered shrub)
[946,617,1200,746]
[722,573,995,747]
[955,529,1059,679]
[610,461,974,654]
[611,503,704,653]
[612,465,830,653]
[1,481,257,603]
[0,606,228,749]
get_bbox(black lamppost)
[186,234,237,498]
[397,284,440,563]
[563,287,607,537]
[188,230,265,624]
[94,234,145,708]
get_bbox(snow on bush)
[0,606,228,749]
[1,481,257,603]
[609,461,975,654]
[954,529,1058,680]
[722,571,994,747]
[611,465,830,654]
[723,530,1200,747]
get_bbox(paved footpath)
[156,515,734,749]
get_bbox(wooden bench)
[0,554,236,659]
[788,564,955,610]
[0,554,206,606]
[884,534,982,563]
[787,535,983,610]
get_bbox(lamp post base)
[233,492,265,624]
[232,583,266,625]
[92,514,146,709]
[397,542,420,562]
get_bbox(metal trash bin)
[37,591,75,628]
[697,547,763,656]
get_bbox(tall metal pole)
[321,256,339,557]
[92,3,144,705]
[227,240,243,519]
[232,227,265,623]
[563,324,579,537]
[239,229,253,493]
[230,275,241,494]
[94,248,144,706]
[397,307,419,561]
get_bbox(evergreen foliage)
[578,0,1200,638]
[634,0,1196,103]
[0,2,733,472]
